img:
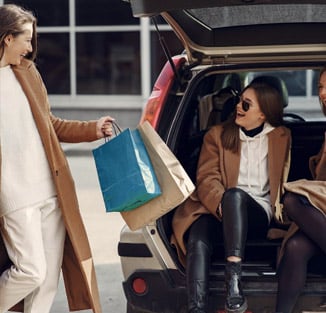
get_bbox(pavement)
[50,145,127,313]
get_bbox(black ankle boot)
[225,261,248,313]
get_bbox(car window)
[189,68,323,128]
[187,4,326,28]
[171,67,324,183]
[245,70,322,121]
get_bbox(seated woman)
[275,68,326,313]
[171,77,291,313]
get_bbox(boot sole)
[225,298,248,313]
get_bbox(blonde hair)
[0,4,37,61]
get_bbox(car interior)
[157,68,326,278]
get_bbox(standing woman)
[0,4,114,313]
[275,68,326,313]
[171,77,291,313]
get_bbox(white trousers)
[0,197,66,313]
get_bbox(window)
[75,0,138,25]
[37,33,70,94]
[76,32,140,94]
[2,0,182,104]
[5,0,69,26]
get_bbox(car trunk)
[124,0,326,65]
[153,61,326,312]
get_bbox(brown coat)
[171,124,291,265]
[0,59,102,312]
[279,140,326,263]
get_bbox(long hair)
[221,80,284,153]
[0,4,37,61]
[318,67,326,116]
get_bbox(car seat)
[206,86,239,128]
[198,73,241,130]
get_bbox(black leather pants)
[276,192,326,313]
[221,187,269,258]
[185,188,269,312]
[186,214,221,312]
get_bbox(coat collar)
[11,58,33,71]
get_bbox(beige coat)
[171,124,291,265]
[0,59,102,312]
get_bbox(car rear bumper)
[122,267,326,313]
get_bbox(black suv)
[118,1,326,312]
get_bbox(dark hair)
[318,67,326,116]
[0,4,37,61]
[221,80,284,153]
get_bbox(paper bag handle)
[105,121,123,142]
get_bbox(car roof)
[124,0,326,64]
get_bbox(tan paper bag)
[120,121,195,231]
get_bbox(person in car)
[0,4,114,313]
[275,68,326,313]
[171,77,291,313]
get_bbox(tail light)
[132,277,148,295]
[140,56,186,128]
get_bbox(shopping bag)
[120,121,195,230]
[92,124,161,212]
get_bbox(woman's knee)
[283,237,301,257]
[282,192,301,217]
[30,271,46,288]
[222,188,247,203]
[18,259,47,288]
[221,188,248,222]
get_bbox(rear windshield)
[189,4,326,28]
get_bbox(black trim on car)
[118,242,153,258]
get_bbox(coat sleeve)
[196,127,226,215]
[50,114,98,143]
[274,130,292,221]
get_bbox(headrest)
[222,73,242,92]
[250,75,289,108]
[207,86,239,127]
[215,86,239,122]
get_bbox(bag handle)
[105,121,123,142]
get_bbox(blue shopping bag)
[92,126,161,212]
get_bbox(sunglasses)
[240,99,251,112]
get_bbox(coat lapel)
[268,127,289,206]
[223,148,240,188]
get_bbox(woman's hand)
[217,203,223,218]
[96,116,115,138]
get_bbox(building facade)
[2,0,183,127]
